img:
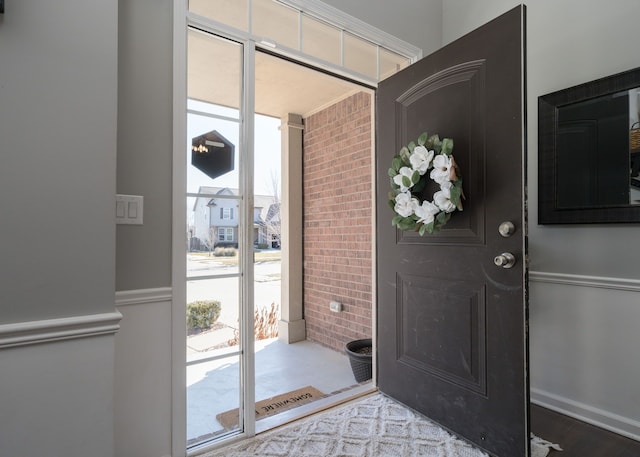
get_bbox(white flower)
[393,166,415,192]
[394,192,418,217]
[414,200,440,224]
[434,187,456,213]
[430,154,452,185]
[409,146,434,175]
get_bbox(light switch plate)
[116,194,143,225]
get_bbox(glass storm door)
[185,29,255,448]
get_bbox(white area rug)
[202,393,560,457]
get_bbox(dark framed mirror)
[538,67,640,224]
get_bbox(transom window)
[187,0,419,85]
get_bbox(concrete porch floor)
[187,337,365,445]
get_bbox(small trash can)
[345,338,373,383]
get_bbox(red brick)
[303,92,373,352]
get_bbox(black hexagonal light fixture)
[191,130,235,180]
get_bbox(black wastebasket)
[345,338,372,382]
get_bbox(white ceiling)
[188,30,367,119]
[254,52,365,118]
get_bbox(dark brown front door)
[376,6,528,457]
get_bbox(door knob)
[494,252,516,269]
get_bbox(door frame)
[172,2,421,456]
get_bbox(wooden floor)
[530,404,640,457]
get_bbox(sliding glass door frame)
[174,15,259,456]
[239,33,257,444]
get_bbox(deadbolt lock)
[494,252,516,269]
[498,221,516,237]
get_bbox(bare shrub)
[228,302,279,346]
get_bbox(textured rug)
[202,393,560,457]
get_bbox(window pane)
[188,29,241,111]
[344,33,377,80]
[188,0,248,32]
[252,0,299,49]
[253,255,281,340]
[379,47,411,81]
[301,15,341,66]
[187,110,240,194]
[217,227,235,241]
[187,277,240,346]
[187,355,241,444]
[189,99,239,120]
[187,275,241,442]
[188,193,240,277]
[253,114,281,195]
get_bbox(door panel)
[397,273,487,393]
[395,59,486,246]
[376,6,528,457]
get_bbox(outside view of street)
[186,249,282,352]
[185,98,283,354]
[186,248,284,443]
[185,90,286,443]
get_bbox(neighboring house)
[255,198,281,248]
[191,186,280,250]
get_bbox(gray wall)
[113,1,175,455]
[443,0,640,440]
[0,0,117,323]
[116,0,173,291]
[1,336,116,457]
[443,0,640,278]
[0,1,118,456]
[322,0,443,56]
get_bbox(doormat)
[216,386,325,429]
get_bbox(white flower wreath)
[388,132,464,235]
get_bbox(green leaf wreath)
[388,132,465,235]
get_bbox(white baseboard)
[531,388,640,442]
[0,311,122,349]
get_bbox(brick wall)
[303,91,373,352]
